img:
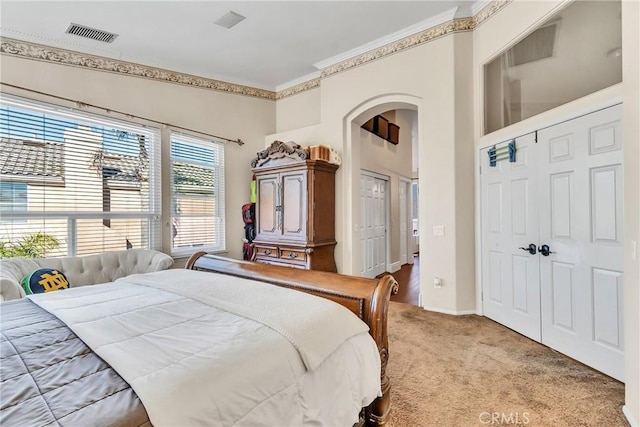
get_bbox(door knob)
[519,243,537,255]
[538,244,555,256]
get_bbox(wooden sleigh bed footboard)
[186,252,399,426]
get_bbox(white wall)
[270,32,477,315]
[276,88,321,132]
[0,55,276,262]
[264,124,324,148]
[314,32,476,314]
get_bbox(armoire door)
[481,132,542,342]
[537,104,624,381]
[480,104,624,381]
[256,173,279,239]
[281,170,307,241]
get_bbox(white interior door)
[481,133,542,342]
[538,104,624,381]
[399,180,408,265]
[360,172,388,278]
[480,104,624,381]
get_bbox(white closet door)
[481,133,542,342]
[538,105,624,381]
[360,172,388,278]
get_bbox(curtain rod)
[0,82,244,146]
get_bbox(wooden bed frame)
[186,252,398,426]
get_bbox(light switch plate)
[433,225,445,237]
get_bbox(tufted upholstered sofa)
[0,249,174,301]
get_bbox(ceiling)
[0,1,478,91]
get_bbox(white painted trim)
[475,144,484,316]
[474,142,484,316]
[313,7,460,70]
[361,169,390,182]
[389,261,402,273]
[471,0,493,16]
[399,176,413,267]
[422,306,477,316]
[478,84,623,150]
[623,406,639,427]
[275,70,321,92]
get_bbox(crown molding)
[275,71,322,93]
[472,0,512,28]
[0,37,276,100]
[313,7,460,70]
[0,0,511,102]
[471,0,494,17]
[320,16,475,80]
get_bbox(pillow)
[20,268,69,295]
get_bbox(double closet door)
[481,105,624,381]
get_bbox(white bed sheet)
[30,275,381,426]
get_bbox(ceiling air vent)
[214,11,246,29]
[65,23,118,43]
[507,22,557,67]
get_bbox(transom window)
[483,0,622,134]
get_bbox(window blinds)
[0,94,161,257]
[170,132,225,257]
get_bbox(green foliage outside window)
[0,232,60,258]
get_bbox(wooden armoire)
[251,141,338,272]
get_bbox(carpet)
[385,302,627,427]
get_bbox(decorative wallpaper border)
[0,38,276,100]
[473,0,512,28]
[0,0,510,101]
[275,78,321,100]
[320,17,473,80]
[319,0,510,81]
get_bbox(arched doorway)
[340,94,422,295]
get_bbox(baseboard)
[623,405,639,427]
[421,305,477,316]
[389,261,402,273]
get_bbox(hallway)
[390,255,420,306]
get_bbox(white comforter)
[29,269,382,426]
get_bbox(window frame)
[169,131,226,258]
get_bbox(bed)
[0,252,397,426]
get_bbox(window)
[484,0,622,134]
[170,132,225,257]
[0,94,161,257]
[0,182,27,223]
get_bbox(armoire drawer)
[279,248,307,262]
[254,245,278,259]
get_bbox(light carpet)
[385,302,627,427]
